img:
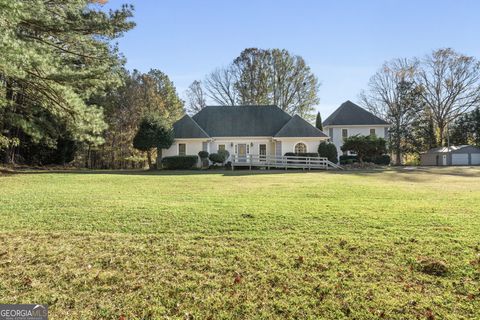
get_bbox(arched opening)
[294,142,307,154]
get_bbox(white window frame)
[342,128,348,141]
[259,144,267,155]
[218,144,226,152]
[178,143,186,156]
[294,142,307,154]
[370,128,376,136]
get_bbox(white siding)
[163,140,205,167]
[275,139,323,155]
[325,125,389,158]
[211,138,273,161]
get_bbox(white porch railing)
[230,154,342,170]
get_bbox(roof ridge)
[323,100,389,126]
[184,114,211,138]
[275,114,328,138]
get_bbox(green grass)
[0,168,479,319]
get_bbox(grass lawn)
[0,168,479,319]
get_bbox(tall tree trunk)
[395,141,401,165]
[438,120,445,147]
[146,150,152,169]
[85,145,91,168]
[156,147,162,169]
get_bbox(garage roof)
[424,145,480,153]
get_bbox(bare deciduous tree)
[417,48,480,146]
[360,58,424,164]
[203,48,320,118]
[204,67,238,106]
[185,80,207,114]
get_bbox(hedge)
[339,154,391,165]
[161,155,198,169]
[284,152,320,158]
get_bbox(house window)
[218,144,225,152]
[235,144,238,154]
[370,128,376,136]
[342,129,348,140]
[259,144,267,161]
[246,144,250,154]
[178,143,186,156]
[294,142,307,154]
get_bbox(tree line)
[1,0,321,171]
[0,1,188,169]
[360,49,480,164]
[1,2,478,168]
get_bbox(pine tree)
[0,0,135,163]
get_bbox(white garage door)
[452,153,469,165]
[471,154,480,165]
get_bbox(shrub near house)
[318,142,338,163]
[341,134,387,163]
[161,156,198,169]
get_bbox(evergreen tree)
[133,116,173,169]
[315,112,323,131]
[0,0,135,163]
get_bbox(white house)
[323,101,390,158]
[162,105,329,166]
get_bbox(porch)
[231,154,342,170]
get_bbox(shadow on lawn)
[5,166,480,179]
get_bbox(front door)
[238,144,247,162]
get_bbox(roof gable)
[275,115,328,138]
[323,100,389,126]
[172,115,210,139]
[192,105,292,137]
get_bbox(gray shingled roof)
[323,100,389,126]
[275,115,328,138]
[173,115,210,139]
[192,105,292,137]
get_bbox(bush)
[368,154,391,165]
[339,155,358,165]
[209,153,226,164]
[198,151,209,159]
[341,135,387,162]
[161,155,198,169]
[218,149,230,160]
[318,142,338,163]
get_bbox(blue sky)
[103,0,480,117]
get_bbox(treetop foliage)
[0,0,135,154]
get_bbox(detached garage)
[420,145,480,166]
